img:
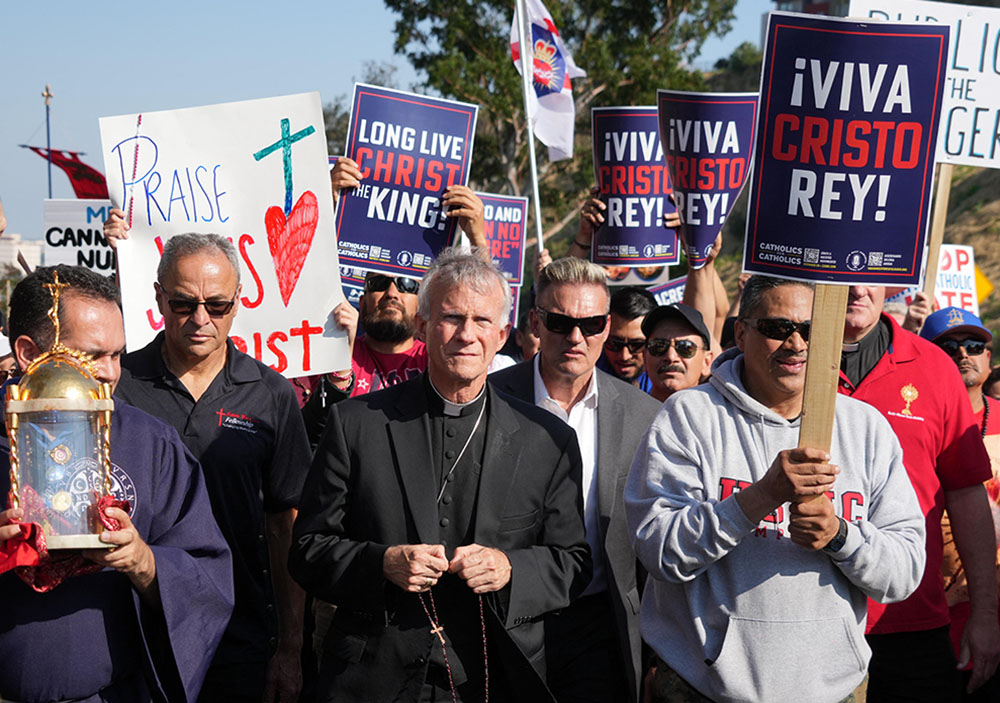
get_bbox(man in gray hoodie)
[626,275,926,703]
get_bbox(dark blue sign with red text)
[658,91,757,269]
[744,13,949,285]
[591,107,678,267]
[478,193,528,285]
[337,84,478,276]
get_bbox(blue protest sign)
[478,193,528,285]
[647,276,687,306]
[337,84,478,276]
[744,13,949,285]
[591,107,679,267]
[657,91,757,269]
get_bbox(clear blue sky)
[1,0,760,241]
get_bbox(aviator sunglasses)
[535,308,608,336]
[744,318,811,342]
[938,338,988,357]
[157,284,237,317]
[364,274,420,295]
[645,338,703,359]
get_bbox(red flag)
[24,147,109,199]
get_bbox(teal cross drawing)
[253,118,316,216]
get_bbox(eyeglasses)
[645,338,703,359]
[604,338,646,354]
[744,318,811,342]
[535,308,608,336]
[938,338,988,357]
[364,274,420,295]
[159,287,238,317]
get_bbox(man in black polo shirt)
[116,233,312,703]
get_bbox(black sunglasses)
[744,318,811,342]
[535,308,608,336]
[938,338,988,357]
[158,284,237,317]
[605,338,646,354]
[645,338,703,359]
[365,274,420,295]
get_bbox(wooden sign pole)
[798,284,849,453]
[922,162,955,303]
[799,163,953,454]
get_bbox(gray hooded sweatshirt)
[625,352,925,703]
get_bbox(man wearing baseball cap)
[921,307,1000,700]
[641,303,714,403]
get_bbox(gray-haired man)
[116,233,312,703]
[492,257,660,703]
[290,247,590,702]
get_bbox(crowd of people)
[0,168,997,703]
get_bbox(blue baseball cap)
[920,306,993,343]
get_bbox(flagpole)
[515,0,546,254]
[42,84,53,198]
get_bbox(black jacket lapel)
[388,387,439,544]
[474,387,520,542]
[595,373,626,527]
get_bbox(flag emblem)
[510,0,586,161]
[531,29,565,96]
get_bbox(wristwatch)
[823,517,848,553]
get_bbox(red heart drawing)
[265,190,318,307]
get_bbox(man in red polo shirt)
[838,287,1000,702]
[921,307,1000,701]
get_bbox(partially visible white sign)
[885,243,978,314]
[43,199,115,273]
[850,0,1000,169]
[99,92,348,377]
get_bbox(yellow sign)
[976,264,994,304]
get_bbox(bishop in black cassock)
[290,248,590,703]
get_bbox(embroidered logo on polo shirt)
[887,383,925,422]
[216,408,259,434]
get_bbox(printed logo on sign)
[531,26,566,97]
[846,251,867,272]
[216,408,258,434]
[397,251,413,267]
[804,248,819,264]
[643,244,655,258]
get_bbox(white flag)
[510,0,586,161]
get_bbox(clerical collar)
[841,316,892,387]
[427,376,487,417]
